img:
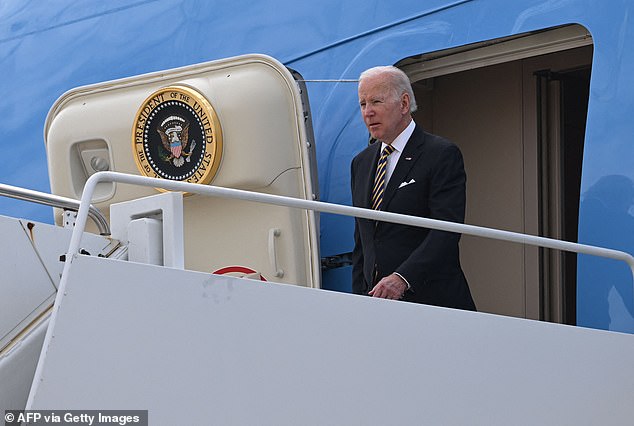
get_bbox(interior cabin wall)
[414,61,529,317]
[410,46,592,319]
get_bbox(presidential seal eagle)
[157,115,196,167]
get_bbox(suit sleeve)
[395,143,466,288]
[350,157,367,294]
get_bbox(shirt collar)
[381,120,415,153]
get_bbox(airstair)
[1,172,631,425]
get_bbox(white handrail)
[64,171,634,281]
[0,182,110,235]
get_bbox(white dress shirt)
[378,120,415,185]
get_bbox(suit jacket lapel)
[362,142,382,208]
[382,127,425,208]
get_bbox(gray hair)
[359,65,418,113]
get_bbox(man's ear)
[401,93,411,113]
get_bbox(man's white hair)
[359,65,418,113]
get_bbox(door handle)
[268,228,284,278]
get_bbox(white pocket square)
[398,179,416,189]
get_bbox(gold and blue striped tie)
[371,144,395,210]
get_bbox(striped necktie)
[371,144,395,210]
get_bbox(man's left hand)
[369,273,407,300]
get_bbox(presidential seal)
[132,85,222,186]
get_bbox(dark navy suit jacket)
[351,125,476,310]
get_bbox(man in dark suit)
[351,65,476,310]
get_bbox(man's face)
[358,74,410,144]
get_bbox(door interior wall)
[408,46,592,319]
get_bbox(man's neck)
[384,117,413,145]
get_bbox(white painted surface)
[0,217,56,350]
[28,255,634,425]
[0,215,122,412]
[19,218,118,290]
[110,192,184,268]
[127,218,163,265]
[0,312,49,413]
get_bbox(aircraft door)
[45,54,320,288]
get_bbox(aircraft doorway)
[398,25,592,322]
